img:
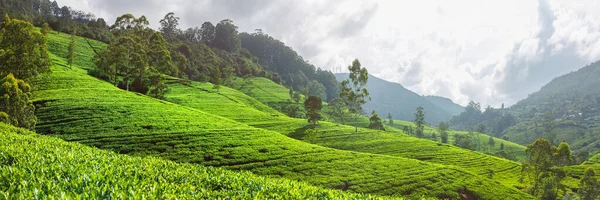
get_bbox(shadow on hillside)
[289,125,319,140]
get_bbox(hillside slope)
[0,123,390,199]
[424,96,465,117]
[334,73,461,125]
[164,76,529,189]
[30,31,535,199]
[503,61,600,152]
[588,154,600,164]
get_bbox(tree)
[293,92,302,104]
[579,167,598,200]
[432,133,438,142]
[212,67,222,93]
[368,112,385,130]
[327,98,347,123]
[414,107,425,138]
[67,28,76,67]
[307,80,326,100]
[95,14,174,98]
[438,122,449,143]
[159,12,180,42]
[500,142,505,150]
[554,142,573,166]
[200,22,215,44]
[304,96,322,125]
[212,19,240,52]
[488,136,496,151]
[522,138,567,198]
[0,14,51,78]
[387,113,393,126]
[0,74,36,130]
[339,59,369,132]
[41,22,50,36]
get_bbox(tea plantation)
[0,123,392,199]
[164,76,527,188]
[26,29,535,199]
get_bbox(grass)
[0,123,391,199]
[176,76,528,188]
[28,29,536,199]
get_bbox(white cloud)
[58,0,600,107]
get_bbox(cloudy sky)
[60,0,600,107]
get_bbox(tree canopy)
[0,73,36,130]
[0,14,50,78]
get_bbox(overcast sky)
[60,0,600,107]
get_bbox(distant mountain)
[425,96,465,116]
[335,73,463,125]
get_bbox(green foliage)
[0,123,390,199]
[40,22,50,36]
[438,122,449,143]
[339,59,369,132]
[0,73,36,130]
[212,67,222,92]
[387,113,393,126]
[453,133,476,150]
[0,14,50,78]
[304,96,322,125]
[414,107,425,138]
[327,98,348,123]
[578,167,599,200]
[522,138,572,198]
[307,80,327,100]
[67,28,76,67]
[94,14,173,98]
[212,19,240,52]
[554,142,573,166]
[368,112,385,130]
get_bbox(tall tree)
[0,14,50,78]
[414,107,425,138]
[438,122,449,143]
[304,96,322,125]
[159,12,180,42]
[200,22,215,44]
[327,98,347,124]
[488,136,496,152]
[554,142,573,166]
[522,138,566,198]
[212,67,222,93]
[0,74,36,130]
[212,19,240,52]
[67,28,76,67]
[339,59,369,132]
[578,167,598,200]
[387,113,393,126]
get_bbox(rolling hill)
[163,73,530,190]
[334,73,463,125]
[588,154,600,164]
[29,30,534,199]
[0,123,390,199]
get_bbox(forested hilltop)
[449,61,600,163]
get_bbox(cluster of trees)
[240,31,339,101]
[0,0,112,42]
[449,101,517,136]
[92,14,172,99]
[521,138,579,199]
[0,14,51,130]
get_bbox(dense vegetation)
[450,61,600,161]
[0,123,392,199]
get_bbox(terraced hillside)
[164,78,528,189]
[31,31,534,199]
[0,123,389,199]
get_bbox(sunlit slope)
[165,79,527,189]
[588,154,600,164]
[390,120,528,161]
[0,123,388,199]
[32,31,534,199]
